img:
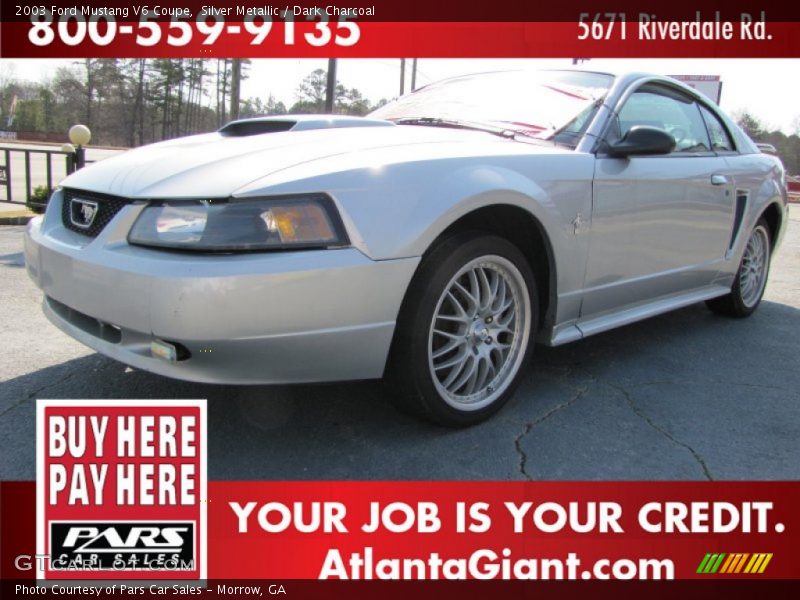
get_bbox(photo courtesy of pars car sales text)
[0,0,799,593]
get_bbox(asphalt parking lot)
[1,207,799,481]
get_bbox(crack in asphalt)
[606,381,714,481]
[514,384,590,480]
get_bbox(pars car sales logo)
[36,400,207,580]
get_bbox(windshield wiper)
[393,117,516,139]
[494,120,556,138]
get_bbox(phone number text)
[25,10,360,47]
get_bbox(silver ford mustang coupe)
[25,70,788,426]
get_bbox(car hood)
[61,116,545,198]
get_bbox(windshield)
[370,70,614,145]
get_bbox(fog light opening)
[150,339,191,362]
[99,323,122,344]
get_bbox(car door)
[697,102,755,262]
[580,83,735,322]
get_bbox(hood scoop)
[219,114,395,137]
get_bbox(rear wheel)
[388,232,537,427]
[706,218,771,318]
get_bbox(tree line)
[735,112,800,176]
[0,60,387,147]
[1,61,798,176]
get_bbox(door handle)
[711,174,729,186]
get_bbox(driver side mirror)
[607,126,676,157]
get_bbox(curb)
[0,213,35,225]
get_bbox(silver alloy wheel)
[427,255,531,411]
[739,225,770,308]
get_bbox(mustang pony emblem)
[69,198,99,229]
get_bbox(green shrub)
[27,185,50,214]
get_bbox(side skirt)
[546,284,731,346]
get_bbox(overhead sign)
[670,75,723,104]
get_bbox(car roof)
[420,68,690,94]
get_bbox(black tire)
[386,232,538,427]
[706,218,772,318]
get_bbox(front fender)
[235,153,595,317]
[400,165,556,257]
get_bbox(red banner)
[2,21,800,58]
[4,480,799,580]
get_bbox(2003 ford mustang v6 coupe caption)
[25,70,787,426]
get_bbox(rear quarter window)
[699,104,736,152]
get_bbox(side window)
[617,90,712,153]
[699,104,735,152]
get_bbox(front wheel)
[706,218,771,318]
[387,232,537,427]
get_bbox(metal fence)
[0,146,90,212]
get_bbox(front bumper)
[24,194,419,384]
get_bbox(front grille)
[62,188,133,237]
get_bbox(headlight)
[128,195,349,251]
